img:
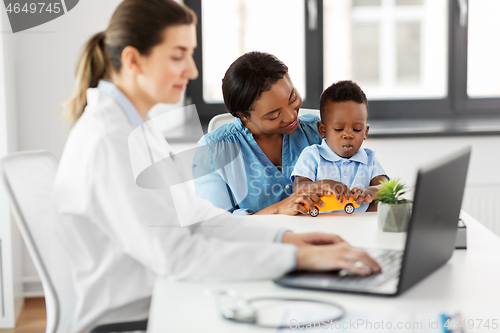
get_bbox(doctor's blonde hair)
[64,0,196,126]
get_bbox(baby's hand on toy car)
[351,186,379,205]
[276,189,328,215]
[317,180,352,203]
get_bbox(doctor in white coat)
[53,0,381,331]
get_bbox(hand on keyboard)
[339,261,373,276]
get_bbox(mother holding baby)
[194,52,385,215]
[193,52,326,215]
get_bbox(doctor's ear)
[121,46,143,76]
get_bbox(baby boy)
[291,80,388,212]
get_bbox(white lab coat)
[52,88,296,332]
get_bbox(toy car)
[304,195,360,217]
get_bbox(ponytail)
[64,0,196,127]
[63,31,110,126]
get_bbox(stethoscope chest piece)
[214,289,345,329]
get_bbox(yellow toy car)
[304,195,360,216]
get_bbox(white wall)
[365,135,500,187]
[1,4,24,323]
[13,0,122,295]
[365,135,500,236]
[15,0,122,159]
[1,1,18,153]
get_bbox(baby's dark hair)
[319,80,368,121]
[222,52,288,118]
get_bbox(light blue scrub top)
[193,113,323,215]
[97,80,145,128]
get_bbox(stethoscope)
[215,290,345,329]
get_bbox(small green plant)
[375,178,411,205]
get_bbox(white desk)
[147,211,500,332]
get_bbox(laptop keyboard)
[276,248,403,292]
[329,249,403,289]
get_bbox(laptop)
[275,147,471,296]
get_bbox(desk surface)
[147,211,500,332]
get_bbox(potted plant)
[375,178,412,232]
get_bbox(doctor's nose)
[186,56,199,80]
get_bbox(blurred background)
[0,0,499,308]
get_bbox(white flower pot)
[377,202,412,232]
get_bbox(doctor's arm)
[95,167,379,280]
[101,138,381,278]
[94,140,297,280]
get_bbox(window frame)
[185,0,323,124]
[185,0,500,126]
[451,0,500,114]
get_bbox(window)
[324,0,447,99]
[185,0,500,125]
[201,0,306,103]
[467,1,500,98]
[186,0,318,123]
